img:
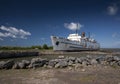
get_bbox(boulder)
[82,61,90,66]
[68,57,76,62]
[55,60,68,68]
[18,62,26,69]
[86,55,92,59]
[12,62,19,69]
[13,60,30,69]
[22,60,30,66]
[58,55,65,59]
[68,60,74,66]
[109,61,117,66]
[31,58,42,64]
[0,61,5,69]
[96,56,105,64]
[117,61,120,66]
[75,58,82,64]
[80,57,87,62]
[106,56,114,62]
[113,56,120,61]
[3,60,14,69]
[91,59,98,65]
[41,59,49,65]
[48,60,56,68]
[29,58,48,69]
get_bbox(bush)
[0,44,53,50]
[42,44,48,49]
[31,45,42,49]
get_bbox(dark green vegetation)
[0,44,52,59]
[0,44,53,50]
[100,48,120,53]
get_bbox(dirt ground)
[0,65,120,84]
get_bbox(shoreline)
[40,50,120,56]
[0,49,120,59]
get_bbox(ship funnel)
[82,32,85,37]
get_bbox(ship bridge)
[67,34,81,42]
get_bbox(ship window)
[56,41,59,46]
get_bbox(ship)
[51,32,100,51]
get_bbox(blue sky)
[0,0,120,48]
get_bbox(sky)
[0,0,120,48]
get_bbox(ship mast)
[76,28,78,34]
[75,23,79,34]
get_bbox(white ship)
[51,32,100,51]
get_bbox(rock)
[30,58,48,68]
[12,63,19,69]
[37,58,48,67]
[81,68,86,72]
[18,62,26,69]
[69,57,76,61]
[106,56,114,62]
[54,63,60,68]
[99,61,106,65]
[28,63,43,69]
[55,60,67,68]
[110,61,117,66]
[1,55,120,70]
[68,66,72,70]
[91,59,98,65]
[86,55,91,58]
[31,58,42,64]
[47,65,53,68]
[22,60,30,66]
[113,56,120,61]
[82,61,90,66]
[64,57,69,62]
[117,61,120,66]
[42,59,49,65]
[74,64,82,70]
[48,60,56,68]
[96,56,105,64]
[54,59,61,63]
[80,57,87,62]
[58,55,65,59]
[32,63,42,69]
[3,60,14,69]
[28,64,33,68]
[75,58,82,64]
[43,64,47,68]
[13,60,30,69]
[0,61,5,69]
[68,60,74,66]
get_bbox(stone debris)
[0,55,120,69]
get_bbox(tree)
[31,45,42,49]
[42,44,48,49]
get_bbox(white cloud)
[64,22,83,31]
[0,25,31,40]
[107,4,118,15]
[112,32,120,38]
[112,41,120,48]
[0,38,3,41]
